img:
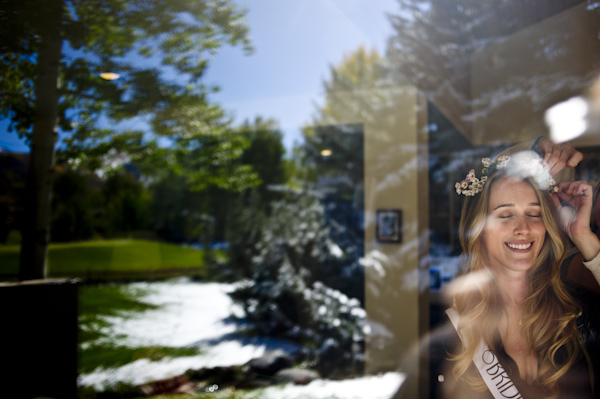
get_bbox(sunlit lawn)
[78,284,204,389]
[75,282,270,399]
[130,392,264,399]
[0,239,215,279]
[0,236,224,392]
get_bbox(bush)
[224,189,267,281]
[229,187,365,377]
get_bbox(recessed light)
[99,72,121,81]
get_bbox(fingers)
[566,150,584,168]
[554,181,594,240]
[555,181,594,224]
[546,145,583,176]
[538,139,583,176]
[554,190,573,204]
[556,181,592,197]
[557,205,578,239]
[551,192,561,209]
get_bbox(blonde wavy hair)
[451,169,583,398]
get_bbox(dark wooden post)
[19,0,64,281]
[0,279,79,398]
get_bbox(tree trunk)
[18,1,63,281]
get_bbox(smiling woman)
[483,177,547,276]
[432,152,600,399]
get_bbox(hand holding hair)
[534,137,583,177]
[552,181,600,262]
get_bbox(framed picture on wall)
[376,209,402,243]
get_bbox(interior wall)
[314,83,430,396]
[362,86,429,396]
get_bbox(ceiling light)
[99,72,121,81]
[545,96,588,143]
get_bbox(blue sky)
[0,0,398,154]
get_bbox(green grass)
[78,284,204,374]
[0,246,20,275]
[130,391,265,399]
[0,239,216,279]
[79,387,266,399]
[0,236,227,395]
[75,284,268,399]
[78,284,160,342]
[50,239,204,273]
[80,344,203,374]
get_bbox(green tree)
[50,170,96,242]
[305,46,409,184]
[148,120,282,245]
[312,46,409,126]
[0,0,254,280]
[149,171,211,242]
[239,117,286,197]
[222,117,287,278]
[99,173,151,238]
[0,152,27,243]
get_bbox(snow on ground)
[96,279,243,347]
[260,372,404,399]
[79,278,301,389]
[78,278,405,398]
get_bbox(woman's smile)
[505,241,533,250]
[482,177,547,274]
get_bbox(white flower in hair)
[509,152,558,192]
[454,152,558,197]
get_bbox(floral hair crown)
[455,154,558,197]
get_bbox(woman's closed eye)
[497,212,541,219]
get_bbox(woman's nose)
[514,215,530,234]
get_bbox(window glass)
[1,1,599,398]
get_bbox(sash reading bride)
[446,308,524,399]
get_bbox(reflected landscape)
[1,1,600,398]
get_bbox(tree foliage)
[385,0,589,141]
[229,187,365,377]
[50,171,95,242]
[149,171,210,243]
[51,170,155,242]
[0,151,26,243]
[2,0,253,141]
[146,117,287,248]
[99,173,151,237]
[312,45,409,127]
[238,117,287,200]
[0,0,255,278]
[226,50,392,373]
[221,117,287,278]
[305,45,409,183]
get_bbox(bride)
[442,152,600,398]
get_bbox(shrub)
[229,187,365,377]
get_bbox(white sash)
[446,308,523,399]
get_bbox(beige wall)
[363,84,427,367]
[317,84,430,395]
